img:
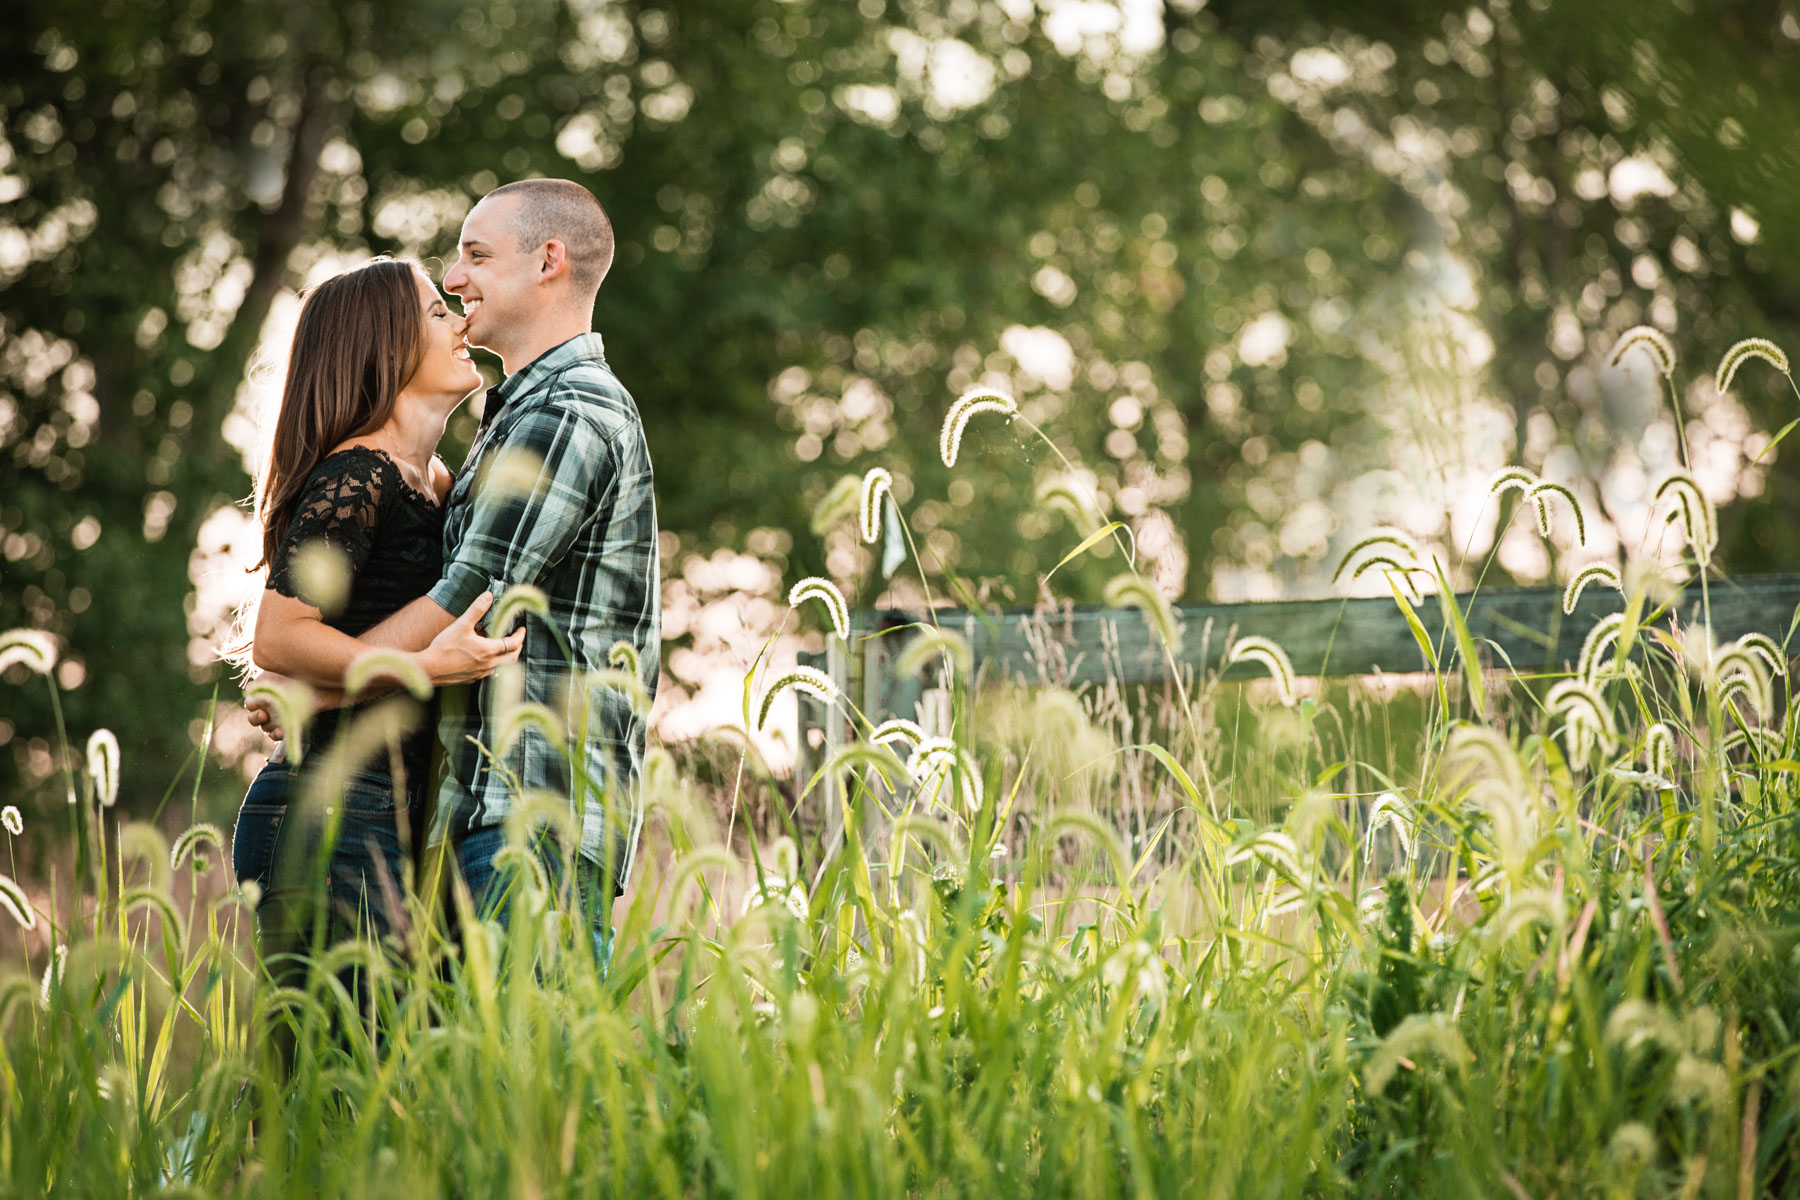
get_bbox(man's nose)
[443,263,467,294]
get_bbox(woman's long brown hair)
[253,257,426,571]
[221,258,427,672]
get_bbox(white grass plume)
[940,387,1017,468]
[1365,1014,1468,1093]
[1562,562,1622,614]
[1715,337,1789,393]
[893,628,973,681]
[1653,473,1717,559]
[1644,722,1677,779]
[1732,632,1788,680]
[86,728,119,807]
[1443,723,1524,792]
[756,665,838,731]
[1547,677,1618,756]
[1226,635,1298,707]
[0,628,56,676]
[859,468,893,544]
[1527,480,1586,545]
[244,678,317,764]
[1363,791,1418,866]
[0,874,35,931]
[1718,673,1773,723]
[489,582,550,635]
[344,648,434,701]
[908,736,982,814]
[788,576,850,640]
[1608,325,1676,378]
[1486,466,1538,498]
[1,807,19,837]
[1035,476,1096,529]
[170,823,225,873]
[607,640,641,677]
[870,717,929,749]
[810,474,861,536]
[1224,830,1304,881]
[1103,573,1182,654]
[1331,527,1420,585]
[1579,613,1627,683]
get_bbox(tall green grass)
[3,334,1800,1197]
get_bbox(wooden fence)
[794,573,1800,797]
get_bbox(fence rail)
[794,573,1800,797]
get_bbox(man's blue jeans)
[449,825,616,975]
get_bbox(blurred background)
[4,0,1800,819]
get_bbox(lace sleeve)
[267,449,393,602]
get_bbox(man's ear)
[538,239,570,284]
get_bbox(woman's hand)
[415,591,525,684]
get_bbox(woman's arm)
[252,588,522,688]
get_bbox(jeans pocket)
[231,804,288,891]
[340,770,398,817]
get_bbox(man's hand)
[415,591,525,684]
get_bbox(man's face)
[443,195,537,355]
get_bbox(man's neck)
[499,310,593,376]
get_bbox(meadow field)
[4,345,1800,1199]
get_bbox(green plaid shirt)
[427,333,659,887]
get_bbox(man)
[258,179,659,961]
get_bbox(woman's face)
[405,269,482,401]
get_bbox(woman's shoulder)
[430,455,455,504]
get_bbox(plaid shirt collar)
[475,333,609,441]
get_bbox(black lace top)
[268,446,446,789]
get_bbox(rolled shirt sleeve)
[427,403,613,622]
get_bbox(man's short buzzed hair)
[486,179,615,294]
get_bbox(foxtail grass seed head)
[0,874,33,931]
[788,576,850,640]
[1653,474,1718,559]
[344,648,434,701]
[496,702,565,757]
[39,943,66,1004]
[243,678,317,763]
[1331,527,1419,585]
[1225,830,1304,881]
[1715,647,1774,718]
[1547,677,1618,756]
[86,728,119,806]
[1608,324,1677,378]
[1443,723,1524,793]
[1733,632,1788,680]
[1645,722,1677,779]
[893,628,973,681]
[1562,562,1623,614]
[939,387,1017,468]
[1486,466,1539,498]
[1344,553,1426,601]
[859,468,893,544]
[1226,635,1298,707]
[909,736,982,813]
[756,665,838,731]
[1103,573,1182,653]
[1489,887,1564,945]
[291,540,351,616]
[1606,1123,1657,1175]
[1364,1014,1469,1094]
[607,640,641,676]
[1527,481,1586,545]
[587,667,652,716]
[1723,727,1783,763]
[870,717,929,749]
[0,628,56,676]
[1035,476,1095,528]
[488,582,550,635]
[1715,337,1789,393]
[170,823,224,873]
[810,474,861,536]
[1,807,19,836]
[1363,791,1417,866]
[478,445,548,499]
[1579,613,1627,683]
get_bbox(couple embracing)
[229,179,659,984]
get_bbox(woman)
[229,257,520,985]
